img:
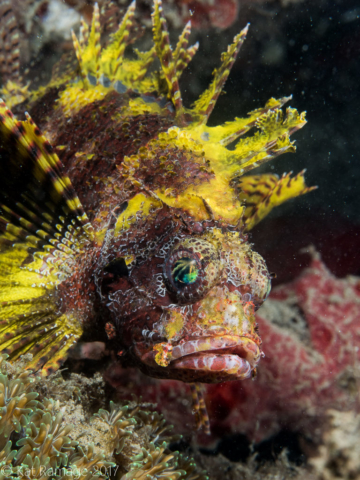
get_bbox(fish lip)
[170,334,261,369]
[167,335,261,379]
[135,334,262,380]
[170,351,252,380]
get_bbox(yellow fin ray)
[212,107,307,178]
[151,0,183,113]
[81,2,101,83]
[238,171,317,230]
[100,0,136,79]
[132,47,157,83]
[79,17,89,48]
[213,97,292,146]
[0,102,93,237]
[71,29,90,88]
[173,21,199,79]
[191,25,249,124]
[0,242,82,375]
[71,3,156,94]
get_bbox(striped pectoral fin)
[0,244,83,374]
[0,100,94,374]
[237,171,317,231]
[0,302,82,376]
[0,101,93,243]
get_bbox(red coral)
[105,253,360,444]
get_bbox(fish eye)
[163,237,221,304]
[172,257,199,287]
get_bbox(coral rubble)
[310,409,360,480]
[193,451,317,480]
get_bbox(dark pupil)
[172,257,199,287]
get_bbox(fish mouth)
[169,335,261,380]
[137,334,261,381]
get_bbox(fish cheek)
[128,256,175,306]
[222,240,271,310]
[104,258,174,345]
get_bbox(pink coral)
[105,252,360,444]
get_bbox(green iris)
[172,257,199,286]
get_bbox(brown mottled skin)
[29,91,176,218]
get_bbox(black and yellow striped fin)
[0,100,94,374]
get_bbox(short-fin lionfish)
[0,0,315,432]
